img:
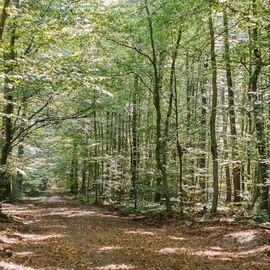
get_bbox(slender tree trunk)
[249,0,269,213]
[208,1,219,214]
[199,59,208,200]
[16,110,26,195]
[223,5,240,203]
[145,0,172,214]
[159,29,181,214]
[221,82,232,203]
[81,157,87,195]
[174,67,184,212]
[131,75,139,209]
[0,1,18,201]
[246,27,253,189]
[70,143,78,198]
[0,0,11,41]
[93,108,99,203]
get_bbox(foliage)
[0,0,270,218]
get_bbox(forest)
[0,0,270,269]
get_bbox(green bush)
[248,210,269,223]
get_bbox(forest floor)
[0,194,270,270]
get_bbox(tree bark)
[0,0,18,201]
[199,59,208,200]
[145,0,172,214]
[249,0,269,213]
[223,5,241,203]
[131,75,139,209]
[0,0,11,40]
[208,1,219,214]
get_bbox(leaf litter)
[0,195,269,270]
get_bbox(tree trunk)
[70,143,78,198]
[131,75,139,209]
[93,108,99,204]
[0,0,11,40]
[145,0,172,214]
[223,5,240,203]
[81,159,87,195]
[0,1,18,201]
[208,1,219,214]
[199,59,208,200]
[221,82,232,203]
[249,0,269,213]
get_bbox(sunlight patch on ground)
[14,251,34,257]
[46,196,67,203]
[125,230,155,236]
[3,204,122,221]
[168,236,185,241]
[97,264,136,270]
[239,245,270,255]
[0,262,37,270]
[194,250,229,257]
[13,232,64,241]
[3,204,36,214]
[0,231,64,245]
[159,247,184,254]
[3,210,34,215]
[39,208,120,219]
[23,220,41,225]
[66,211,97,218]
[224,230,258,243]
[203,226,224,231]
[158,245,270,259]
[0,235,17,244]
[98,246,122,251]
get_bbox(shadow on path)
[0,194,269,270]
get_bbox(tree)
[208,0,219,214]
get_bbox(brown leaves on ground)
[0,196,269,270]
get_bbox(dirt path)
[0,195,270,270]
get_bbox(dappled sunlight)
[2,204,44,224]
[2,199,269,270]
[66,211,97,218]
[0,262,67,270]
[13,232,64,241]
[6,205,121,220]
[159,247,185,254]
[98,246,123,251]
[157,244,270,259]
[22,220,41,225]
[168,236,185,241]
[224,230,258,243]
[125,230,155,236]
[0,262,37,270]
[203,226,224,231]
[31,207,122,219]
[0,235,17,244]
[0,230,64,246]
[14,251,34,257]
[95,264,136,270]
[46,196,67,203]
[238,245,270,255]
[194,250,230,257]
[2,203,125,225]
[3,204,36,213]
[43,209,97,218]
